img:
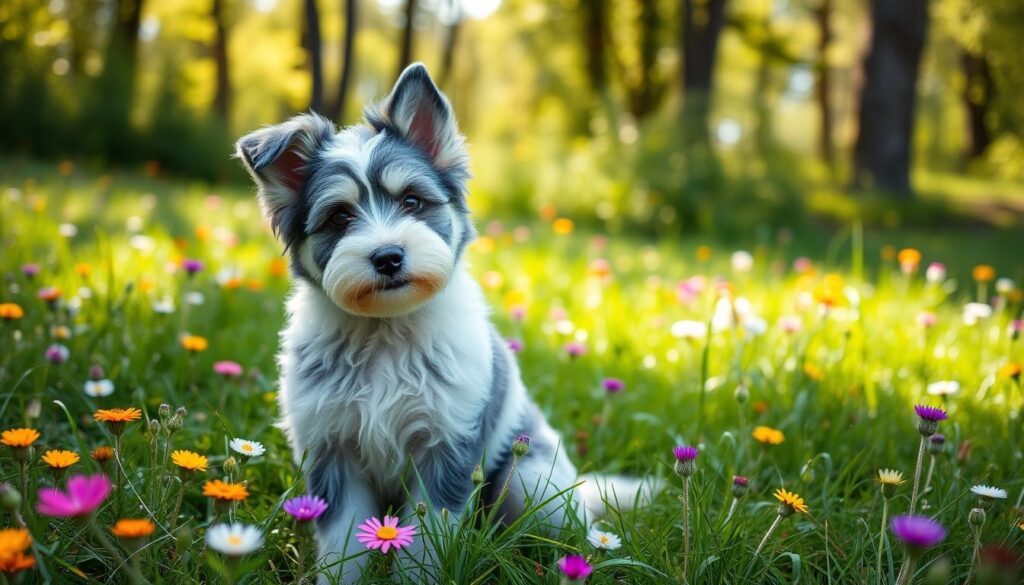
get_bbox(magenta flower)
[564,342,587,357]
[282,494,328,522]
[213,360,243,377]
[672,446,699,461]
[733,475,749,487]
[21,263,40,278]
[891,515,946,549]
[507,338,524,353]
[602,378,624,393]
[37,474,112,517]
[913,405,949,422]
[557,554,593,581]
[510,306,526,322]
[182,259,205,275]
[355,515,415,553]
[45,344,70,364]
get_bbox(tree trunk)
[396,0,417,79]
[211,0,231,121]
[581,0,608,94]
[439,0,460,88]
[303,0,324,114]
[96,0,145,156]
[624,0,662,119]
[961,52,993,161]
[681,0,727,147]
[330,0,357,121]
[814,0,835,169]
[852,0,928,195]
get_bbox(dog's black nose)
[370,245,405,276]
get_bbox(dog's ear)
[366,63,467,172]
[235,113,335,229]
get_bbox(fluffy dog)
[236,64,651,583]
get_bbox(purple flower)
[21,263,40,278]
[891,515,946,549]
[514,434,530,446]
[672,446,699,462]
[507,338,524,353]
[45,344,69,364]
[283,494,328,522]
[913,405,948,422]
[733,475,749,487]
[557,554,593,581]
[602,378,624,393]
[564,342,587,357]
[182,259,205,275]
[930,434,945,444]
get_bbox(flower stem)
[296,525,308,583]
[922,454,936,499]
[17,460,29,519]
[681,477,691,584]
[964,524,982,585]
[875,498,889,581]
[168,479,187,533]
[909,435,927,513]
[723,497,739,526]
[498,456,520,502]
[896,553,917,585]
[114,435,124,517]
[88,518,144,584]
[750,514,783,569]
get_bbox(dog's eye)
[328,210,352,229]
[401,194,422,213]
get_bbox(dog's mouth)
[377,279,411,291]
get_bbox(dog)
[236,63,653,583]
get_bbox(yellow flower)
[552,218,574,235]
[774,488,808,514]
[74,263,92,277]
[897,248,921,270]
[803,363,824,381]
[696,245,712,262]
[91,446,114,462]
[181,335,209,352]
[878,469,905,485]
[973,265,995,282]
[752,426,785,445]
[203,480,248,501]
[172,450,208,472]
[0,429,40,448]
[999,362,1021,380]
[111,519,156,539]
[0,303,24,320]
[52,325,71,340]
[42,449,79,469]
[94,408,142,423]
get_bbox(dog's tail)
[576,473,663,520]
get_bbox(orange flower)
[181,335,208,352]
[0,553,35,574]
[696,245,712,262]
[42,449,79,469]
[94,408,142,423]
[552,218,574,235]
[111,519,156,539]
[171,450,208,472]
[38,288,61,302]
[1000,362,1022,380]
[203,480,248,501]
[774,488,808,514]
[268,258,287,278]
[803,363,824,381]
[973,265,996,282]
[897,248,920,271]
[0,303,24,320]
[91,446,114,461]
[752,426,785,445]
[0,429,39,448]
[0,528,34,574]
[74,263,92,277]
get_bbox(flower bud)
[511,434,530,458]
[734,384,749,404]
[166,414,184,433]
[928,434,945,456]
[0,483,22,513]
[224,457,239,476]
[731,476,749,499]
[415,502,427,517]
[917,419,939,437]
[472,464,484,485]
[89,364,104,380]
[175,406,188,419]
[968,507,986,528]
[159,403,171,421]
[148,419,161,436]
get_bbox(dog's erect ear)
[365,63,467,172]
[235,113,335,228]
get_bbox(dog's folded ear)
[235,113,335,228]
[366,63,467,173]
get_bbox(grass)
[0,159,1022,583]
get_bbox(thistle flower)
[564,342,587,357]
[44,344,69,364]
[913,405,948,436]
[512,434,531,458]
[732,476,749,498]
[602,378,624,393]
[557,554,593,581]
[672,445,699,477]
[355,516,416,553]
[507,338,524,352]
[20,263,39,278]
[929,434,945,455]
[37,474,112,517]
[752,426,785,445]
[282,494,328,522]
[206,523,264,556]
[229,438,265,458]
[587,527,622,550]
[182,259,205,275]
[891,515,946,549]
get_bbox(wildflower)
[972,265,995,282]
[0,303,24,320]
[203,480,248,501]
[0,528,34,574]
[587,527,622,550]
[970,484,1007,506]
[673,445,699,579]
[999,362,1021,381]
[45,344,69,364]
[229,438,265,458]
[213,361,243,377]
[557,554,593,581]
[206,523,264,556]
[20,264,39,278]
[84,379,115,397]
[42,449,79,469]
[111,518,156,539]
[37,287,61,304]
[995,277,1014,295]
[928,434,945,455]
[564,342,587,357]
[897,249,920,273]
[356,516,416,553]
[282,494,328,522]
[181,335,208,352]
[602,378,624,393]
[925,262,946,283]
[910,405,947,512]
[182,259,205,275]
[778,316,803,334]
[507,338,524,352]
[552,218,574,235]
[171,450,208,473]
[91,446,114,462]
[36,474,112,517]
[876,469,905,576]
[153,298,176,314]
[512,434,530,457]
[891,515,946,584]
[672,446,699,477]
[963,302,992,325]
[774,489,808,515]
[731,250,754,272]
[94,407,142,436]
[752,426,785,445]
[732,476,749,498]
[74,263,91,278]
[916,311,937,328]
[51,325,71,340]
[670,320,707,340]
[0,429,39,449]
[878,469,905,492]
[926,381,959,397]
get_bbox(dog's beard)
[319,218,454,318]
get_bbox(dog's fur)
[237,64,652,583]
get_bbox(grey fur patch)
[307,445,348,527]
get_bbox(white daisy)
[229,438,265,458]
[184,292,205,306]
[84,379,115,397]
[970,485,1008,500]
[731,250,754,273]
[206,523,263,556]
[587,527,622,550]
[926,381,960,396]
[153,298,176,314]
[963,303,993,326]
[670,320,707,340]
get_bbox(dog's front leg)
[307,450,378,585]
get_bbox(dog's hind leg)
[307,451,379,585]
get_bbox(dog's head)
[236,64,472,318]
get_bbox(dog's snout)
[370,245,405,276]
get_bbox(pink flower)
[557,554,593,581]
[564,342,587,357]
[213,361,243,377]
[916,311,937,328]
[37,474,112,517]
[507,338,524,353]
[355,515,415,554]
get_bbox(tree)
[211,0,231,121]
[812,0,835,169]
[438,0,460,88]
[680,0,728,147]
[961,52,993,160]
[581,0,608,95]
[94,0,146,156]
[396,0,418,79]
[852,0,928,195]
[611,0,667,120]
[330,0,358,121]
[303,0,325,114]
